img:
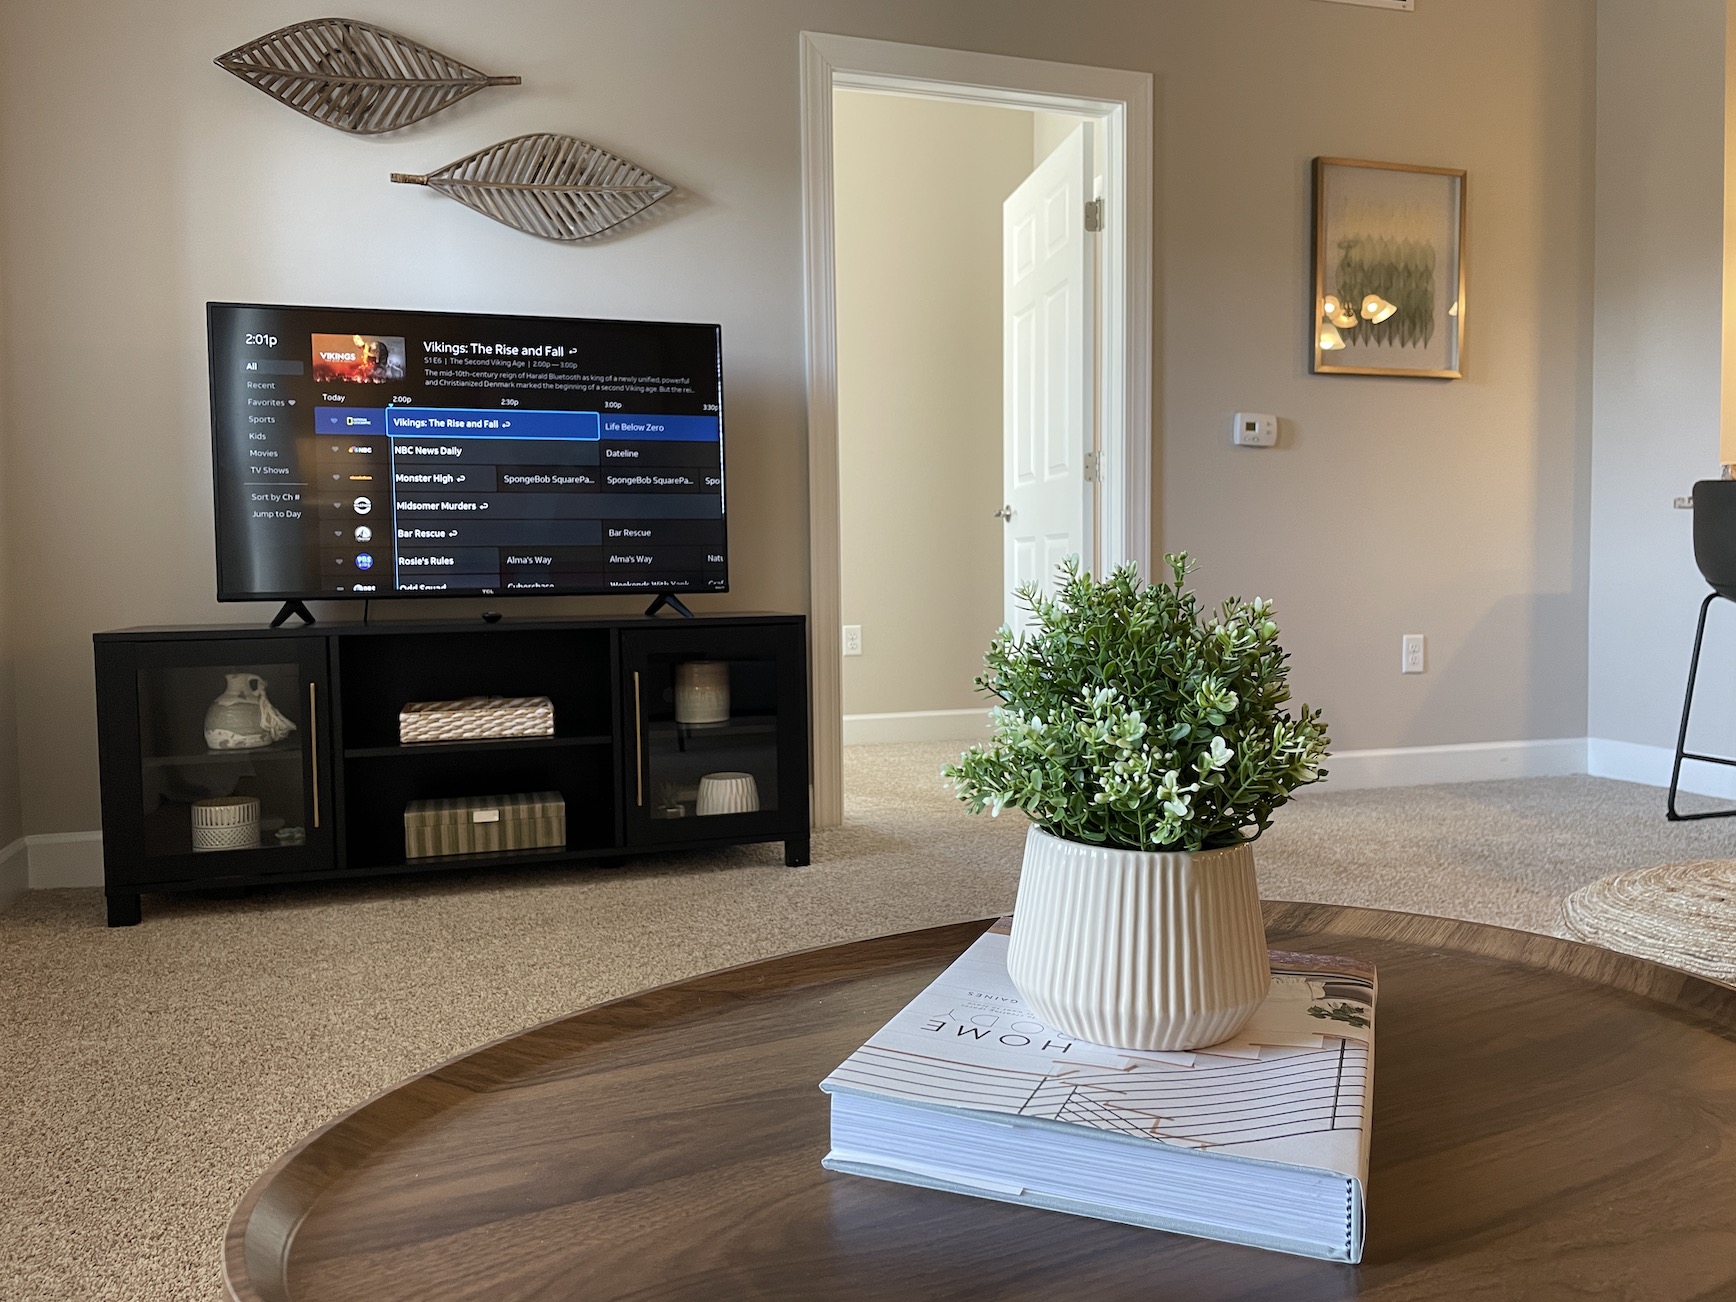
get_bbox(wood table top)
[224,903,1736,1301]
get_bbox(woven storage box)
[191,795,260,852]
[399,696,554,744]
[404,791,566,860]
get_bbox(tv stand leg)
[784,835,810,868]
[644,591,695,619]
[269,599,317,629]
[106,893,141,927]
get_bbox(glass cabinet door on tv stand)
[621,624,808,865]
[96,635,333,925]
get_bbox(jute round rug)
[1564,860,1736,987]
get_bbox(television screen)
[206,302,727,601]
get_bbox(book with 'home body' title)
[819,919,1376,1262]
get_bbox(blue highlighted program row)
[314,408,719,442]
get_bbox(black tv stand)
[269,599,317,629]
[644,592,695,619]
[93,613,810,924]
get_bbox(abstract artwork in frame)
[1311,157,1466,378]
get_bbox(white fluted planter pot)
[1006,825,1271,1051]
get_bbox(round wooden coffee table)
[224,903,1736,1301]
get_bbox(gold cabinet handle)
[309,681,320,829]
[633,671,644,806]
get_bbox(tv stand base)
[644,592,695,619]
[107,893,141,927]
[269,600,317,629]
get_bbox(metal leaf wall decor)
[391,134,674,241]
[215,18,520,135]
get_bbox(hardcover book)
[819,919,1376,1262]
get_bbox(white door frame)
[800,31,1153,827]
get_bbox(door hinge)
[1083,450,1101,482]
[1084,197,1104,233]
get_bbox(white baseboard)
[1322,738,1588,791]
[0,837,26,913]
[27,831,104,889]
[1587,737,1736,799]
[843,708,990,746]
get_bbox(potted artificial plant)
[945,556,1330,1052]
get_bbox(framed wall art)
[1311,157,1466,378]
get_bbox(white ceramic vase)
[203,673,297,751]
[674,661,730,725]
[1006,824,1271,1051]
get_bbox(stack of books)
[819,918,1376,1262]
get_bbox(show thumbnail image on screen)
[207,304,727,600]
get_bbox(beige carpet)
[3,745,1733,1300]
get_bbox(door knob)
[993,505,1014,522]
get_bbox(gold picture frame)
[1311,157,1466,378]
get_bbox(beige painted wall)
[1725,0,1736,470]
[835,92,1031,718]
[1588,0,1728,756]
[1154,2,1595,752]
[0,0,1598,837]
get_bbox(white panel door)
[1003,122,1094,635]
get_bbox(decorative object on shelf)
[398,695,554,744]
[204,673,298,751]
[944,556,1331,1051]
[674,661,730,724]
[1564,860,1736,986]
[274,826,306,846]
[191,795,261,852]
[404,791,566,860]
[391,134,674,242]
[696,772,759,817]
[214,18,520,135]
[651,783,688,820]
[1312,156,1466,378]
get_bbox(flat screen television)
[207,302,727,607]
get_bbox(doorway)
[801,34,1154,827]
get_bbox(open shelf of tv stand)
[343,735,614,760]
[94,614,810,925]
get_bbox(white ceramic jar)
[1005,824,1270,1051]
[674,661,731,725]
[696,772,759,816]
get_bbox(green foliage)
[1333,234,1436,348]
[1307,1002,1372,1028]
[943,555,1329,853]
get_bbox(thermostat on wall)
[1233,413,1278,448]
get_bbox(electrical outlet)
[1401,634,1426,674]
[842,624,863,657]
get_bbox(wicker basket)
[399,696,554,744]
[404,792,566,859]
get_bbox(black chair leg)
[1667,592,1736,820]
